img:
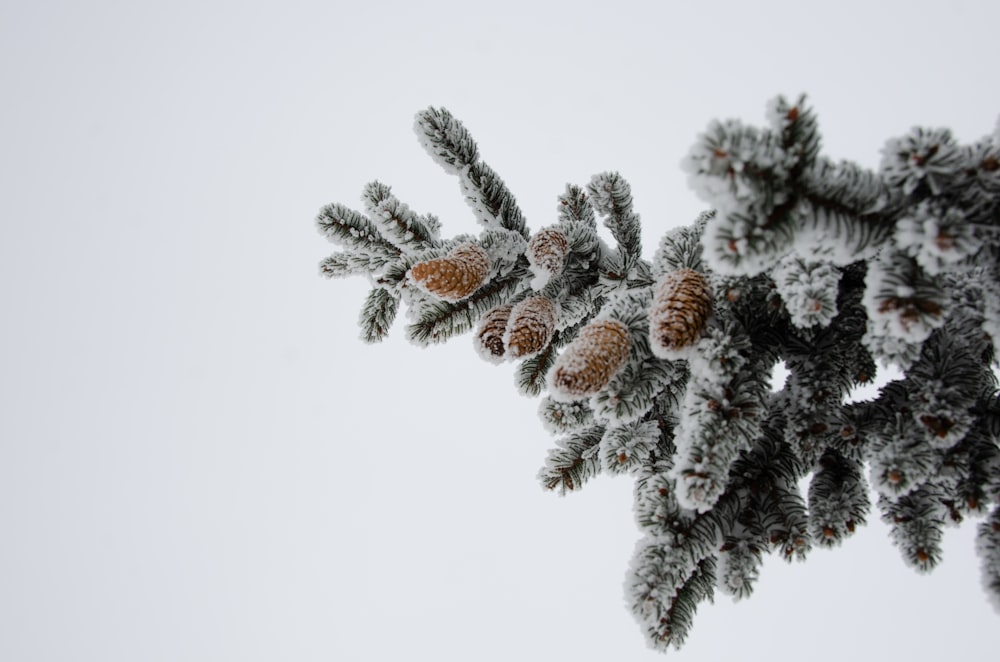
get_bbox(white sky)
[1,1,998,660]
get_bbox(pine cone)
[409,242,490,302]
[474,303,513,363]
[526,227,569,288]
[649,268,712,357]
[505,296,558,359]
[549,319,631,399]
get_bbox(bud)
[409,242,490,302]
[549,319,631,399]
[474,303,513,363]
[649,268,712,358]
[505,296,559,359]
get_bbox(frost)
[982,279,1000,349]
[868,416,940,498]
[553,289,596,332]
[548,319,631,401]
[538,426,604,494]
[862,250,946,345]
[363,182,440,253]
[503,296,558,360]
[791,217,878,267]
[670,332,766,512]
[320,98,1000,652]
[880,127,962,196]
[699,196,795,277]
[861,318,923,368]
[408,242,491,303]
[894,203,976,275]
[771,256,841,329]
[688,325,750,378]
[716,539,760,600]
[626,537,715,651]
[634,473,688,540]
[976,510,1000,614]
[909,378,975,449]
[651,216,708,277]
[413,107,477,176]
[649,269,713,359]
[880,490,945,573]
[764,95,790,132]
[473,303,513,364]
[528,268,552,291]
[538,396,594,434]
[479,228,528,279]
[592,357,681,425]
[601,420,661,474]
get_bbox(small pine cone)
[409,242,490,302]
[649,268,712,357]
[526,227,569,288]
[474,303,514,363]
[505,296,558,359]
[549,319,631,399]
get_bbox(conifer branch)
[316,95,1000,652]
[538,425,605,494]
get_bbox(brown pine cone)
[649,268,712,357]
[505,296,558,359]
[549,319,631,399]
[409,242,490,302]
[474,303,514,363]
[526,227,569,286]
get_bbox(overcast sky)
[2,1,999,660]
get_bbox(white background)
[2,1,998,659]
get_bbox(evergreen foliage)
[316,96,1000,652]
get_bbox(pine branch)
[976,507,1000,614]
[405,271,525,345]
[588,172,643,263]
[358,287,399,343]
[808,449,870,547]
[415,107,529,238]
[880,488,946,573]
[316,203,402,257]
[557,184,597,227]
[538,425,605,494]
[319,251,395,278]
[361,181,441,253]
[516,339,559,397]
[627,538,717,652]
[316,95,1000,654]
